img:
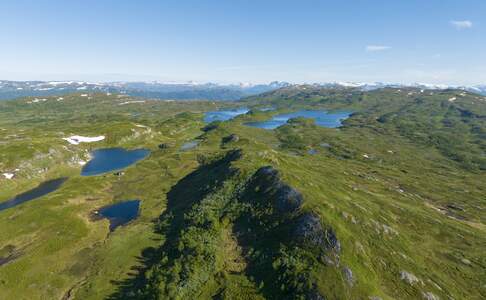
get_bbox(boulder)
[399,271,422,285]
[222,134,239,144]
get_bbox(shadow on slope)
[106,150,242,300]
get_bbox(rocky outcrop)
[275,185,304,213]
[251,166,303,214]
[222,134,239,144]
[158,143,171,149]
[294,212,340,252]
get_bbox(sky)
[0,0,485,85]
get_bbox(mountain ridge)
[1,80,485,101]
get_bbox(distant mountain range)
[316,82,486,95]
[0,80,484,100]
[0,80,290,101]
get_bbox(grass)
[0,87,485,299]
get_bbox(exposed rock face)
[275,185,304,213]
[225,149,243,161]
[294,212,340,252]
[253,166,281,192]
[158,143,170,149]
[222,134,239,144]
[252,166,303,214]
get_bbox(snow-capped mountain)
[312,82,486,95]
[0,80,291,101]
[0,80,484,101]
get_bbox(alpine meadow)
[0,1,485,300]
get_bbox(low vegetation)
[0,87,484,299]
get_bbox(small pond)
[245,110,352,129]
[180,140,200,151]
[204,107,249,123]
[81,148,150,176]
[95,200,141,231]
[0,178,68,212]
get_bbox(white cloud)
[450,20,473,29]
[365,45,391,52]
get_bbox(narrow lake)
[96,200,141,231]
[81,148,150,176]
[245,110,352,129]
[204,107,249,123]
[0,178,67,212]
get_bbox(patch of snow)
[48,81,75,85]
[448,97,456,102]
[363,154,370,159]
[2,173,14,179]
[80,94,88,97]
[63,135,105,145]
[119,100,145,105]
[77,86,87,90]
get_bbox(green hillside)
[0,87,484,299]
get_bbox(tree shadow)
[106,150,242,300]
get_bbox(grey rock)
[400,271,422,285]
[422,292,440,300]
[342,266,354,286]
[274,184,303,213]
[294,212,340,252]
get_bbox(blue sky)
[1,0,485,84]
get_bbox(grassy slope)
[0,88,484,299]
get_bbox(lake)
[204,107,249,123]
[0,178,68,212]
[245,110,352,129]
[81,148,150,176]
[96,200,141,231]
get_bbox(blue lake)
[245,110,352,129]
[0,178,67,212]
[204,107,249,123]
[81,148,150,176]
[96,200,141,231]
